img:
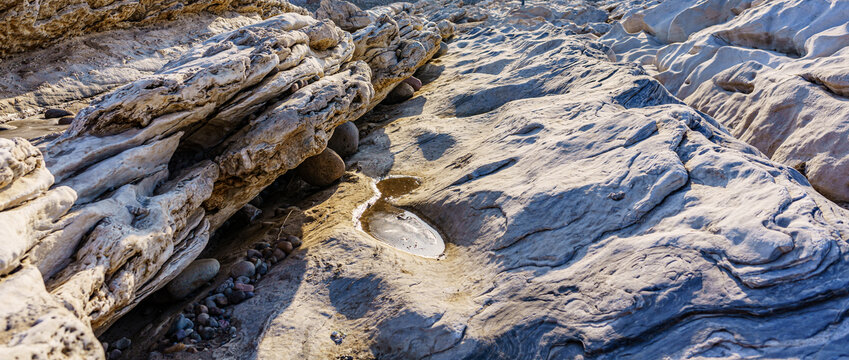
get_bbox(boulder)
[296,148,346,187]
[328,121,360,157]
[165,259,220,299]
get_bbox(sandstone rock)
[328,121,360,157]
[0,266,103,359]
[44,109,73,119]
[165,259,220,300]
[296,148,346,187]
[316,0,371,32]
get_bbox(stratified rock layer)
[0,0,445,356]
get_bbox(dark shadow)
[415,131,456,161]
[329,274,384,319]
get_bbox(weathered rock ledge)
[0,1,447,357]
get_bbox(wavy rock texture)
[171,5,848,359]
[602,0,849,203]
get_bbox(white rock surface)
[602,0,849,202]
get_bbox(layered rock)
[244,17,849,359]
[0,0,450,355]
[318,0,446,106]
[0,0,308,58]
[602,0,849,202]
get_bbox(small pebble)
[108,349,122,360]
[197,305,208,314]
[208,306,222,316]
[208,318,220,328]
[277,241,294,254]
[235,276,251,284]
[197,313,210,326]
[261,248,274,258]
[272,248,286,260]
[256,261,268,275]
[245,291,255,299]
[227,290,247,304]
[113,337,131,350]
[287,235,302,248]
[215,278,235,293]
[190,332,201,342]
[229,326,237,335]
[58,116,74,125]
[198,326,216,340]
[246,249,262,259]
[254,242,271,250]
[230,260,255,278]
[233,283,254,292]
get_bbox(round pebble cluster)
[153,235,302,355]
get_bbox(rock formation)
[0,1,445,356]
[602,0,849,203]
[2,0,849,359]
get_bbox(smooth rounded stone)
[113,337,131,350]
[328,121,359,157]
[108,349,122,360]
[296,148,345,187]
[58,117,74,125]
[44,108,73,119]
[363,209,445,259]
[239,204,262,222]
[215,278,234,293]
[198,326,216,340]
[189,332,201,342]
[171,314,193,333]
[272,248,287,260]
[208,306,222,316]
[174,329,193,341]
[228,326,237,335]
[165,259,220,299]
[287,235,302,248]
[403,76,423,91]
[261,248,274,258]
[227,290,247,304]
[277,241,294,254]
[245,291,255,299]
[196,313,210,326]
[229,260,256,278]
[235,276,251,284]
[214,294,228,307]
[254,242,271,250]
[435,41,449,58]
[234,283,254,292]
[256,261,268,275]
[384,82,415,104]
[196,305,208,314]
[246,249,262,259]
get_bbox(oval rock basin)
[358,176,445,259]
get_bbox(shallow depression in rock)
[358,176,445,259]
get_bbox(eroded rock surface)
[602,0,849,203]
[242,8,849,360]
